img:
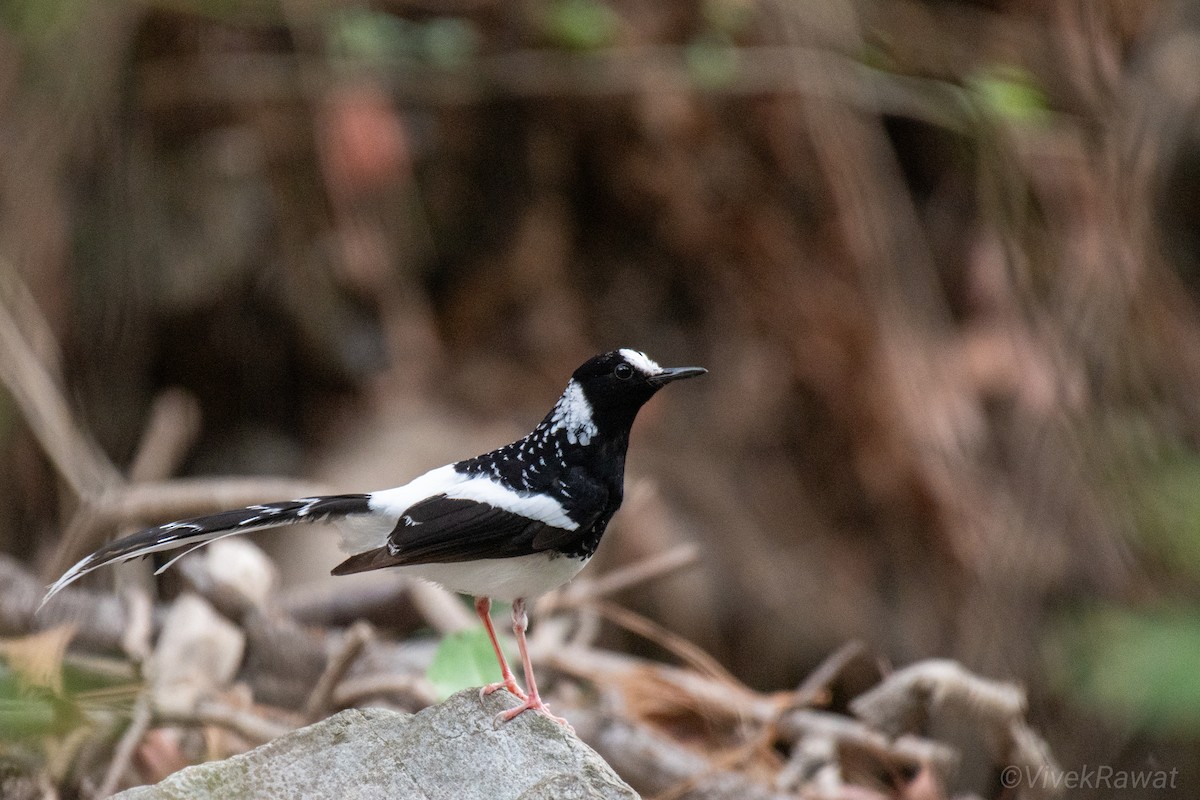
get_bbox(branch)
[544,542,701,611]
[155,700,297,745]
[97,693,153,798]
[547,644,778,725]
[126,388,202,484]
[0,262,120,497]
[331,673,438,710]
[304,621,374,721]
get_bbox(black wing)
[331,492,604,576]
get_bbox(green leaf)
[967,65,1050,125]
[1048,605,1200,734]
[0,0,89,44]
[541,0,620,51]
[0,665,73,739]
[1134,455,1200,576]
[426,628,505,702]
[686,33,739,90]
[328,10,418,64]
[701,0,755,37]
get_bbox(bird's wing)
[331,490,604,576]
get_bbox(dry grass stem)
[303,620,374,721]
[586,599,745,690]
[547,542,701,611]
[96,693,152,799]
[126,390,202,485]
[155,700,298,746]
[550,644,778,724]
[0,265,120,497]
[331,672,439,709]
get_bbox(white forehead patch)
[618,348,661,376]
[549,379,598,446]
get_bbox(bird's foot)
[480,678,527,703]
[493,695,573,732]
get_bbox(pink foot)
[494,695,573,732]
[479,678,527,702]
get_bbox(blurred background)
[1,0,1199,795]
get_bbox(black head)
[570,349,706,423]
[539,349,704,451]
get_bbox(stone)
[115,689,638,800]
[149,594,244,715]
[177,539,278,614]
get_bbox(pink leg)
[475,596,527,701]
[495,597,571,729]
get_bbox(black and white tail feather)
[42,495,372,607]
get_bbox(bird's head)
[555,349,705,440]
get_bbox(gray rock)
[116,690,638,800]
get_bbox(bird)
[43,348,706,725]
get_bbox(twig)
[793,639,874,707]
[0,258,63,379]
[304,621,374,721]
[331,672,438,709]
[126,389,201,484]
[155,700,297,745]
[45,512,107,583]
[534,542,701,654]
[776,708,958,775]
[0,262,120,498]
[548,644,777,724]
[585,599,744,689]
[64,654,138,684]
[114,391,197,617]
[849,659,1026,736]
[544,542,701,612]
[97,693,152,798]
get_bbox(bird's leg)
[475,596,527,701]
[495,597,572,729]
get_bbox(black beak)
[650,366,708,386]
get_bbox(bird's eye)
[614,363,634,380]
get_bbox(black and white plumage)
[44,348,705,724]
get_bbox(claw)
[495,695,573,732]
[480,679,527,703]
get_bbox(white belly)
[398,552,590,601]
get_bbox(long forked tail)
[42,494,372,608]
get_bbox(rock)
[115,689,638,800]
[149,594,245,715]
[177,539,278,615]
